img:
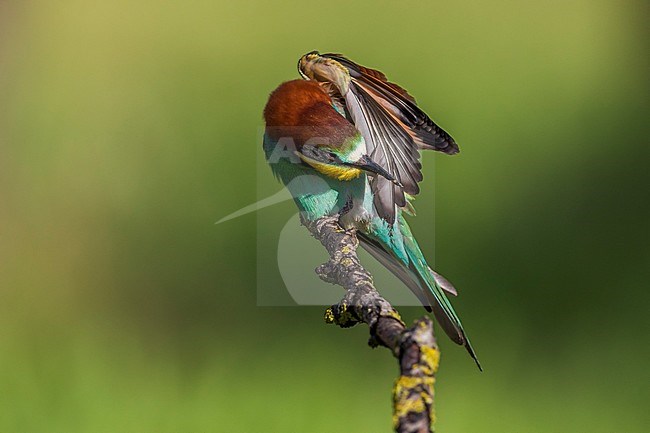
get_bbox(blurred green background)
[1,1,648,432]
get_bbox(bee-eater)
[263,52,480,369]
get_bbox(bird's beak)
[346,155,402,187]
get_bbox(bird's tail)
[359,216,481,370]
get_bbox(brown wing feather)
[320,53,416,103]
[322,53,459,154]
[345,84,423,223]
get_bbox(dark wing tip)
[438,137,460,154]
[464,341,483,372]
[417,127,460,154]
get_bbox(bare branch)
[302,215,440,433]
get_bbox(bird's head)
[264,80,398,184]
[297,140,398,184]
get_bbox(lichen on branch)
[301,215,440,433]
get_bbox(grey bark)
[302,215,440,433]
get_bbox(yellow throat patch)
[297,153,362,181]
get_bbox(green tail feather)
[398,217,482,371]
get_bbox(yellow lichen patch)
[384,309,403,324]
[429,396,437,425]
[394,375,434,391]
[392,375,435,428]
[420,346,440,375]
[324,308,335,324]
[340,258,354,267]
[393,396,426,427]
[336,302,355,325]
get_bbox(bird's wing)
[322,53,459,154]
[344,86,420,221]
[320,53,459,223]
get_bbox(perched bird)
[263,51,480,369]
